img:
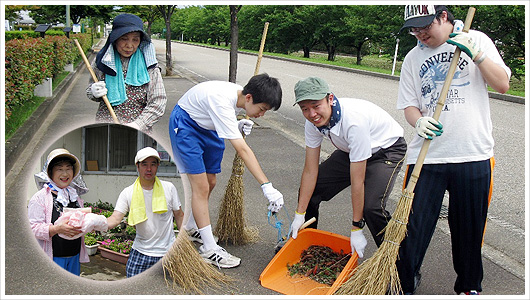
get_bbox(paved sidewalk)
[3,39,525,297]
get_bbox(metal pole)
[391,38,400,76]
[66,5,70,27]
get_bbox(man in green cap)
[289,76,407,259]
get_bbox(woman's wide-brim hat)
[46,148,81,179]
[108,13,150,45]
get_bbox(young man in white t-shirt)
[289,76,407,260]
[106,147,184,277]
[396,5,511,295]
[168,73,284,268]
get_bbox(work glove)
[447,32,481,61]
[290,211,306,239]
[238,119,254,136]
[261,182,284,213]
[90,81,107,98]
[415,117,443,140]
[350,229,368,259]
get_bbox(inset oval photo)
[26,123,184,281]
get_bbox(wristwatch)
[352,218,365,228]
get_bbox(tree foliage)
[28,5,114,25]
[13,4,525,78]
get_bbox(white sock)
[198,225,217,251]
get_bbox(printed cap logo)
[404,5,436,21]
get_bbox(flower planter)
[85,244,99,256]
[98,246,129,264]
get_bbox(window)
[83,124,177,176]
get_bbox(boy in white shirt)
[289,76,406,260]
[168,73,284,268]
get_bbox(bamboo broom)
[334,7,476,295]
[74,39,119,124]
[214,22,270,245]
[162,174,235,294]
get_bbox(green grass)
[5,73,70,140]
[52,71,69,90]
[179,40,524,97]
[5,96,46,140]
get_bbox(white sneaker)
[199,245,241,268]
[186,228,218,244]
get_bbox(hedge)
[5,29,68,41]
[5,33,92,120]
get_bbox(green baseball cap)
[294,77,330,105]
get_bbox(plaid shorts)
[125,248,162,278]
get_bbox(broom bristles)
[333,191,414,295]
[162,230,236,294]
[214,154,259,245]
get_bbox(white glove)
[238,119,254,136]
[350,229,368,259]
[290,211,306,239]
[447,32,481,61]
[91,81,107,98]
[261,182,284,213]
[415,117,443,140]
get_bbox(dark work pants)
[396,159,494,294]
[303,137,406,247]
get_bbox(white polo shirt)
[305,98,404,162]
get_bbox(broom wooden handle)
[244,22,269,122]
[405,7,476,193]
[254,22,269,76]
[74,39,120,124]
[300,217,316,230]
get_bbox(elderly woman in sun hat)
[28,149,106,276]
[86,13,167,133]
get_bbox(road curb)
[175,41,524,104]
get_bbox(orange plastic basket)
[259,228,358,295]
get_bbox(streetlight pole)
[66,5,70,27]
[392,38,400,76]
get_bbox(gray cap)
[294,77,330,105]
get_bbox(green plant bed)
[5,96,46,140]
[52,71,70,90]
[5,69,71,140]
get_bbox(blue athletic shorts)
[169,105,225,174]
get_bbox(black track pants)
[303,137,407,246]
[396,158,494,294]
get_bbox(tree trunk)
[157,5,176,76]
[356,48,362,65]
[355,41,365,65]
[326,45,336,61]
[228,5,241,83]
[303,46,310,58]
[165,20,172,76]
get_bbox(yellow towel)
[128,177,168,226]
